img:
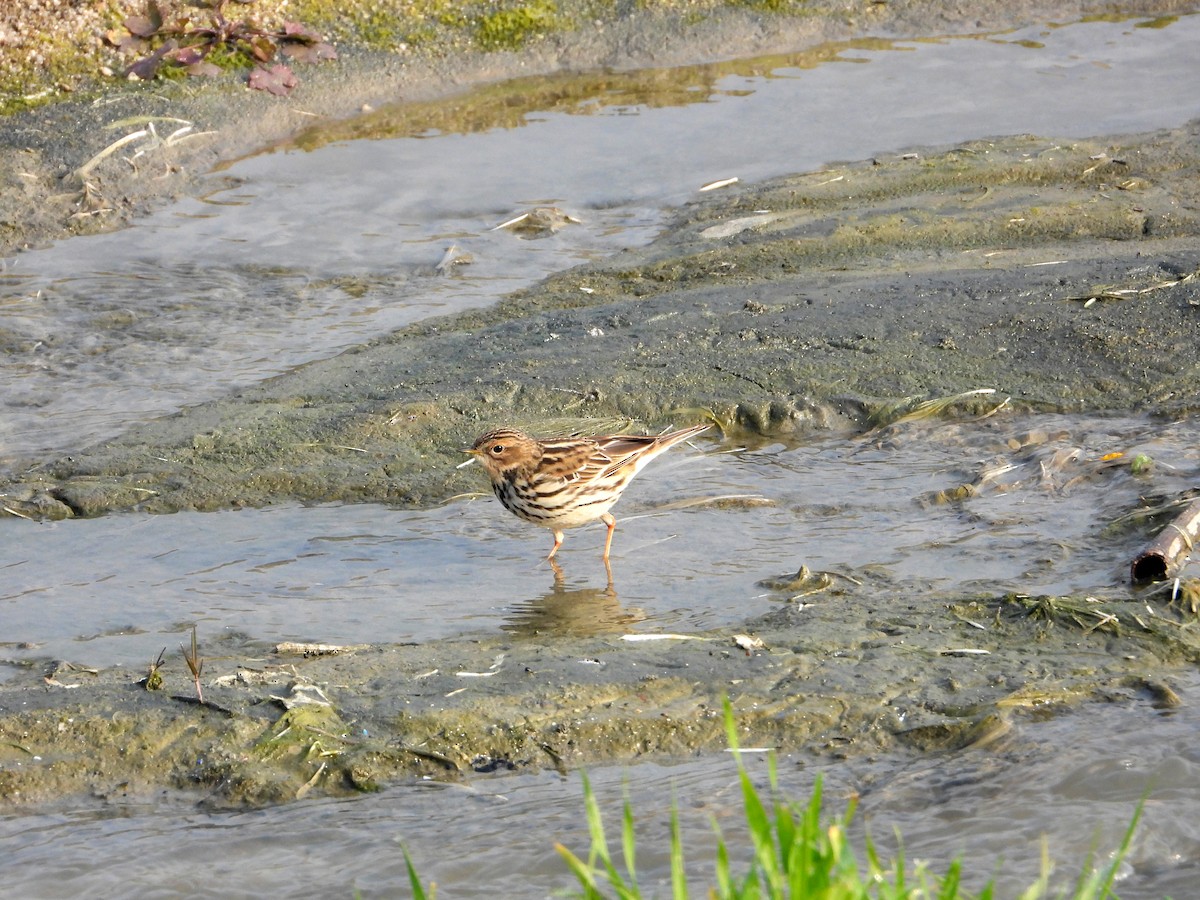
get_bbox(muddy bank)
[2,584,1195,808]
[3,124,1198,519]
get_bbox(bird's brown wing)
[536,437,612,482]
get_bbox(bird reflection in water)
[502,560,645,636]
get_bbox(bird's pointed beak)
[456,449,479,469]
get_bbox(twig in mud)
[1067,267,1198,307]
[289,442,368,453]
[394,743,461,770]
[1082,611,1120,635]
[866,388,1000,431]
[181,625,204,704]
[490,206,581,235]
[169,694,235,716]
[73,119,215,182]
[75,129,149,179]
[274,641,368,657]
[105,115,192,130]
[295,761,328,800]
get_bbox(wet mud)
[3,1,1200,809]
[2,590,1196,808]
[5,126,1199,517]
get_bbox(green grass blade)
[937,857,962,900]
[555,771,636,899]
[544,692,1149,900]
[712,818,734,900]
[891,829,907,897]
[863,828,884,881]
[670,800,688,900]
[739,764,781,893]
[1095,796,1143,898]
[769,754,797,877]
[555,842,604,898]
[722,696,783,894]
[790,775,827,896]
[401,845,433,900]
[579,772,610,867]
[1072,795,1144,899]
[622,790,640,894]
[581,771,629,890]
[722,695,740,750]
[1015,838,1051,900]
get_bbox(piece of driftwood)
[1131,498,1200,583]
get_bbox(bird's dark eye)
[491,444,504,454]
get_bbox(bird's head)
[464,428,541,478]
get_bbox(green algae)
[475,0,560,50]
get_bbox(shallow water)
[5,412,1197,677]
[3,9,1200,897]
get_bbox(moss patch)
[476,0,559,50]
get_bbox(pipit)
[465,424,710,560]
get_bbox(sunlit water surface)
[3,10,1200,898]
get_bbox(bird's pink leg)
[546,529,565,560]
[601,513,616,560]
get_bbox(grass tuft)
[404,696,1144,898]
[402,844,436,899]
[552,696,1142,899]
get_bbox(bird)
[464,423,711,561]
